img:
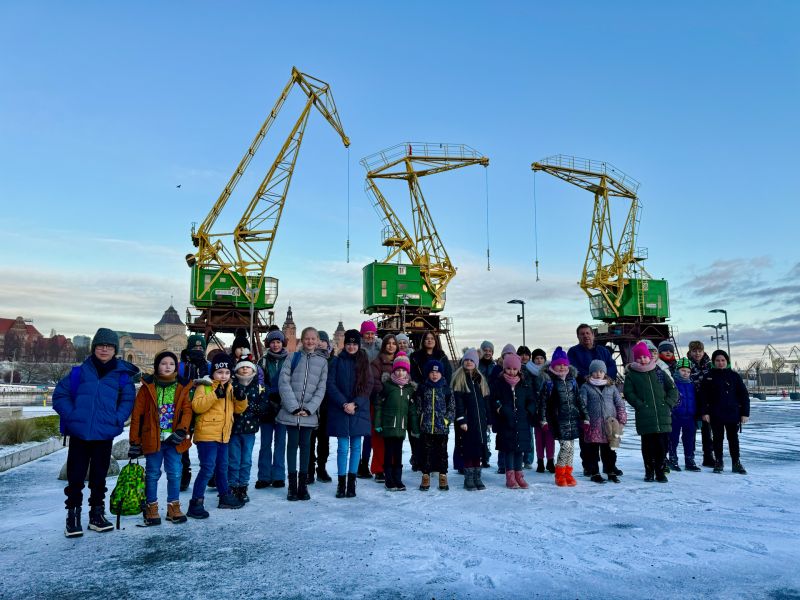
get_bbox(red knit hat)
[632,342,650,362]
[392,351,411,372]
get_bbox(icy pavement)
[0,401,799,600]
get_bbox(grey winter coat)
[277,349,328,428]
[579,381,627,444]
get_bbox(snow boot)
[65,506,83,538]
[655,466,668,483]
[317,467,332,483]
[187,498,209,519]
[346,473,357,498]
[590,474,606,484]
[272,479,285,488]
[384,468,396,491]
[536,459,545,473]
[464,467,476,491]
[702,454,715,468]
[505,471,520,489]
[218,492,244,509]
[546,458,556,474]
[496,465,506,474]
[166,500,187,524]
[713,458,724,474]
[375,471,386,483]
[474,467,486,491]
[514,470,529,489]
[607,473,621,483]
[668,454,681,472]
[554,466,568,487]
[662,462,671,474]
[438,473,449,491]
[685,458,701,472]
[254,479,272,489]
[611,467,623,476]
[180,463,192,492]
[564,466,578,487]
[394,466,406,491]
[644,459,655,482]
[88,506,113,532]
[357,459,372,479]
[419,473,431,491]
[732,460,747,475]
[297,473,311,501]
[142,501,162,526]
[336,475,346,498]
[239,486,250,503]
[287,472,299,501]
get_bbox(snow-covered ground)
[0,401,798,600]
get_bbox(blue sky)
[1,1,798,366]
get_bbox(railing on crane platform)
[360,142,484,173]
[536,154,641,194]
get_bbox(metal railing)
[360,142,483,172]
[535,154,640,193]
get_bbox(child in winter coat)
[687,340,714,467]
[278,327,329,502]
[326,329,373,499]
[492,353,537,489]
[375,352,417,491]
[537,347,589,487]
[623,342,678,483]
[670,357,701,472]
[228,352,268,503]
[187,354,248,518]
[412,359,455,491]
[579,360,627,484]
[128,351,193,526]
[526,348,555,473]
[698,349,750,475]
[367,334,398,483]
[452,349,489,491]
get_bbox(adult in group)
[53,328,139,537]
[278,327,328,501]
[698,350,750,475]
[255,330,289,489]
[478,341,500,468]
[687,340,714,467]
[567,324,618,475]
[366,334,398,482]
[307,331,333,484]
[358,321,381,477]
[327,329,373,498]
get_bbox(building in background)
[117,305,187,372]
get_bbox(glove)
[163,429,187,446]
[234,386,247,401]
[215,382,228,398]
[582,421,590,435]
[128,443,143,459]
[374,427,382,433]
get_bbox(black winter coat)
[491,376,537,453]
[410,348,453,385]
[698,368,750,425]
[231,377,268,435]
[537,367,587,441]
[454,374,488,458]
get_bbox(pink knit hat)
[392,351,411,372]
[502,353,521,370]
[360,320,377,334]
[632,342,650,362]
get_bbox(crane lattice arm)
[361,143,488,311]
[190,67,349,306]
[531,154,649,319]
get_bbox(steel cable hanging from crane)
[485,168,491,271]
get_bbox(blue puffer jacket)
[673,377,698,420]
[326,350,372,437]
[413,381,455,436]
[53,357,139,441]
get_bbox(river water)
[0,393,52,408]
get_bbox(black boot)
[287,472,299,501]
[474,467,486,491]
[536,459,545,473]
[713,458,724,474]
[702,453,715,468]
[297,473,311,501]
[254,479,272,489]
[546,458,555,474]
[644,460,655,482]
[346,473,357,498]
[336,475,346,498]
[65,507,83,538]
[88,506,113,532]
[317,466,332,483]
[655,464,668,483]
[394,466,406,491]
[732,460,747,474]
[239,486,250,503]
[384,468,396,491]
[357,459,371,479]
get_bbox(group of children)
[54,324,751,536]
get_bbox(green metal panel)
[590,278,670,322]
[362,262,441,314]
[190,266,278,309]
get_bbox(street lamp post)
[508,299,526,347]
[709,309,731,360]
[703,324,722,350]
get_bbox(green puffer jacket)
[375,375,418,439]
[623,363,678,435]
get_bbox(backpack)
[109,459,146,529]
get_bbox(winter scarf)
[549,365,568,380]
[267,348,288,360]
[628,360,657,373]
[502,372,520,387]
[588,376,607,386]
[155,372,177,386]
[391,370,410,386]
[91,356,117,379]
[235,372,256,387]
[673,370,691,384]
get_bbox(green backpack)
[109,459,146,528]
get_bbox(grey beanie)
[318,330,330,343]
[589,359,607,375]
[92,328,119,352]
[266,330,285,344]
[658,340,675,353]
[641,339,658,352]
[480,340,494,352]
[395,333,410,344]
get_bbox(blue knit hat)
[480,340,494,352]
[462,348,479,365]
[266,330,285,344]
[551,346,569,367]
[424,359,444,376]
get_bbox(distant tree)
[3,331,21,361]
[46,363,72,385]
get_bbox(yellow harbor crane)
[361,143,488,354]
[185,67,349,340]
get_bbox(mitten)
[234,386,247,401]
[128,443,143,459]
[164,429,187,446]
[215,383,228,398]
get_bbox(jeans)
[337,436,363,475]
[504,451,523,471]
[286,426,312,474]
[227,432,256,487]
[193,441,230,498]
[64,438,113,508]
[257,422,286,482]
[145,444,182,503]
[670,415,697,462]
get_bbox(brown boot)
[438,473,449,491]
[166,500,187,524]
[420,473,431,491]
[143,501,161,526]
